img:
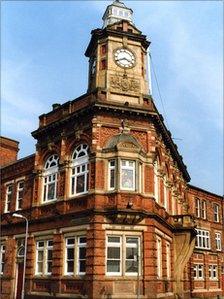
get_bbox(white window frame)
[166,242,171,279]
[120,160,136,191]
[156,236,162,278]
[108,160,116,190]
[65,236,86,276]
[215,233,222,251]
[43,155,59,203]
[35,240,53,276]
[209,265,218,280]
[106,234,140,277]
[16,180,24,210]
[193,264,204,280]
[214,204,220,222]
[201,200,206,219]
[195,229,210,250]
[0,244,6,275]
[154,160,159,203]
[70,144,89,196]
[5,184,13,213]
[195,198,200,218]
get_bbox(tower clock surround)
[114,47,136,68]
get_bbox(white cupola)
[102,0,133,28]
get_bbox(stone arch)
[66,134,91,159]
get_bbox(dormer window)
[43,155,59,203]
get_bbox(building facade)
[1,1,223,299]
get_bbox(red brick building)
[1,1,223,299]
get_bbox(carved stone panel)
[110,75,140,94]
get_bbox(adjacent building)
[1,1,223,298]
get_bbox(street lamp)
[12,213,28,299]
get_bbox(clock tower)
[85,0,151,106]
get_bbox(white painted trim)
[59,225,90,233]
[103,224,147,232]
[15,176,26,183]
[31,230,56,237]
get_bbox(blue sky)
[1,0,223,195]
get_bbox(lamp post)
[12,213,28,299]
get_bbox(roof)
[188,183,223,199]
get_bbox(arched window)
[43,154,59,202]
[71,144,89,196]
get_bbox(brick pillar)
[52,233,63,294]
[143,226,157,297]
[85,215,105,299]
[26,236,35,294]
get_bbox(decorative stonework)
[110,75,140,93]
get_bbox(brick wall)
[0,136,19,167]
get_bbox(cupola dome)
[102,0,133,28]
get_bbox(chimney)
[0,136,19,167]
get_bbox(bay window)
[120,160,135,190]
[36,240,53,275]
[71,144,89,196]
[106,235,140,276]
[43,155,59,202]
[108,160,116,190]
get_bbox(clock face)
[114,48,135,68]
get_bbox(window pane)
[48,183,55,199]
[67,238,75,245]
[107,247,120,259]
[47,261,52,273]
[121,169,134,189]
[37,262,43,273]
[107,260,120,273]
[126,260,138,273]
[67,261,74,273]
[79,260,86,273]
[67,248,74,260]
[38,251,44,261]
[79,237,86,244]
[48,240,53,247]
[76,175,85,193]
[79,247,86,259]
[110,169,115,188]
[47,249,52,260]
[126,237,138,244]
[108,236,120,243]
[126,247,137,259]
[37,241,44,248]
